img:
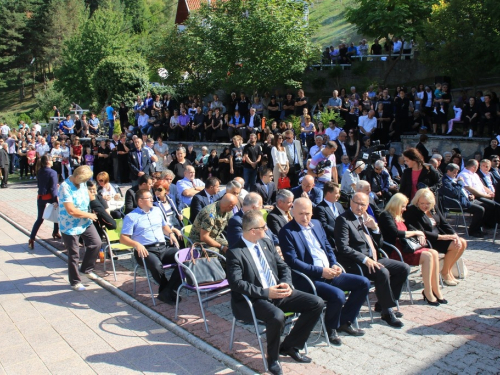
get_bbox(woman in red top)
[379,193,447,306]
[71,137,83,166]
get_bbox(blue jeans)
[243,168,257,190]
[108,119,114,138]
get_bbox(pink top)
[411,169,422,199]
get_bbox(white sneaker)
[433,109,437,114]
[71,283,86,291]
[440,108,445,114]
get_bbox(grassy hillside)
[0,86,39,123]
[310,0,364,48]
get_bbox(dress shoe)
[441,277,457,286]
[28,239,35,250]
[268,360,283,375]
[326,329,342,346]
[381,312,404,328]
[338,322,365,336]
[374,302,403,318]
[422,291,440,306]
[279,346,312,363]
[433,292,448,304]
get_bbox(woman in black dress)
[96,140,110,177]
[404,188,467,286]
[345,129,360,159]
[218,147,231,184]
[118,102,129,134]
[462,97,479,137]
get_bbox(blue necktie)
[255,245,276,287]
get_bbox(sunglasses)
[155,188,164,192]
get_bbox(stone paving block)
[0,343,38,368]
[3,358,50,375]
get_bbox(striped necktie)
[255,245,276,287]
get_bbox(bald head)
[292,198,313,227]
[242,192,263,211]
[233,177,245,188]
[220,193,239,213]
[301,175,315,193]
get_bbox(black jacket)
[399,165,441,199]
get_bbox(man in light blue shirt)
[176,165,205,207]
[120,188,180,304]
[326,90,342,113]
[105,101,114,138]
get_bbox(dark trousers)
[315,273,370,330]
[61,224,102,286]
[8,154,15,174]
[464,201,486,232]
[30,199,59,240]
[477,197,500,225]
[134,245,180,296]
[19,157,28,177]
[112,157,120,183]
[242,290,323,363]
[243,167,258,190]
[352,258,410,309]
[0,166,8,186]
[287,165,301,187]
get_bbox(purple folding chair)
[174,246,230,333]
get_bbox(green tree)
[55,3,132,104]
[150,0,318,94]
[91,54,149,105]
[345,0,438,45]
[419,0,500,88]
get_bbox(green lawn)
[0,84,40,123]
[309,0,365,48]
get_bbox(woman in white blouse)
[154,136,169,171]
[271,133,289,183]
[60,141,72,180]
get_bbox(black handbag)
[184,243,226,286]
[400,236,423,254]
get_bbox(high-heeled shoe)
[422,291,440,306]
[433,292,448,304]
[52,232,62,239]
[28,239,34,250]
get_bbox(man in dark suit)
[477,158,500,203]
[334,192,410,328]
[280,198,369,346]
[129,138,152,186]
[313,182,345,248]
[267,189,294,237]
[439,163,486,237]
[226,211,324,375]
[283,129,304,187]
[124,174,153,214]
[251,167,277,209]
[245,107,262,141]
[333,131,347,162]
[355,180,382,220]
[190,177,223,222]
[291,175,323,208]
[226,193,280,251]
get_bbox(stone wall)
[401,135,490,159]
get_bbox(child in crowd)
[433,83,445,114]
[84,146,94,173]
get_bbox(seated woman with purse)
[403,188,467,287]
[380,193,446,306]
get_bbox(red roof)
[176,0,231,24]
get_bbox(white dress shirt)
[297,222,329,268]
[241,237,276,288]
[458,169,487,195]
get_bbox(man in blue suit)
[226,193,281,253]
[279,197,369,345]
[190,177,223,222]
[439,163,486,237]
[291,175,323,208]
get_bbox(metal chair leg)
[229,317,236,350]
[366,295,374,323]
[406,279,414,304]
[141,258,156,306]
[133,264,139,295]
[493,223,498,243]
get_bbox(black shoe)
[268,360,283,375]
[338,322,365,336]
[381,312,404,328]
[433,292,448,305]
[374,302,403,318]
[326,329,342,346]
[279,346,312,363]
[157,291,181,306]
[422,291,440,306]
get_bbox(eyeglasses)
[251,224,267,231]
[351,200,367,207]
[138,197,153,201]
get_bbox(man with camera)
[308,140,338,190]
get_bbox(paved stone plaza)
[1,182,500,374]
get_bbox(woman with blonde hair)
[380,193,446,305]
[404,188,466,286]
[58,165,100,291]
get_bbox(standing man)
[334,192,410,327]
[308,140,338,189]
[106,102,114,139]
[242,133,262,190]
[283,129,303,187]
[227,210,324,375]
[246,108,262,141]
[280,198,369,345]
[88,113,100,135]
[120,188,181,304]
[129,138,151,186]
[0,140,9,188]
